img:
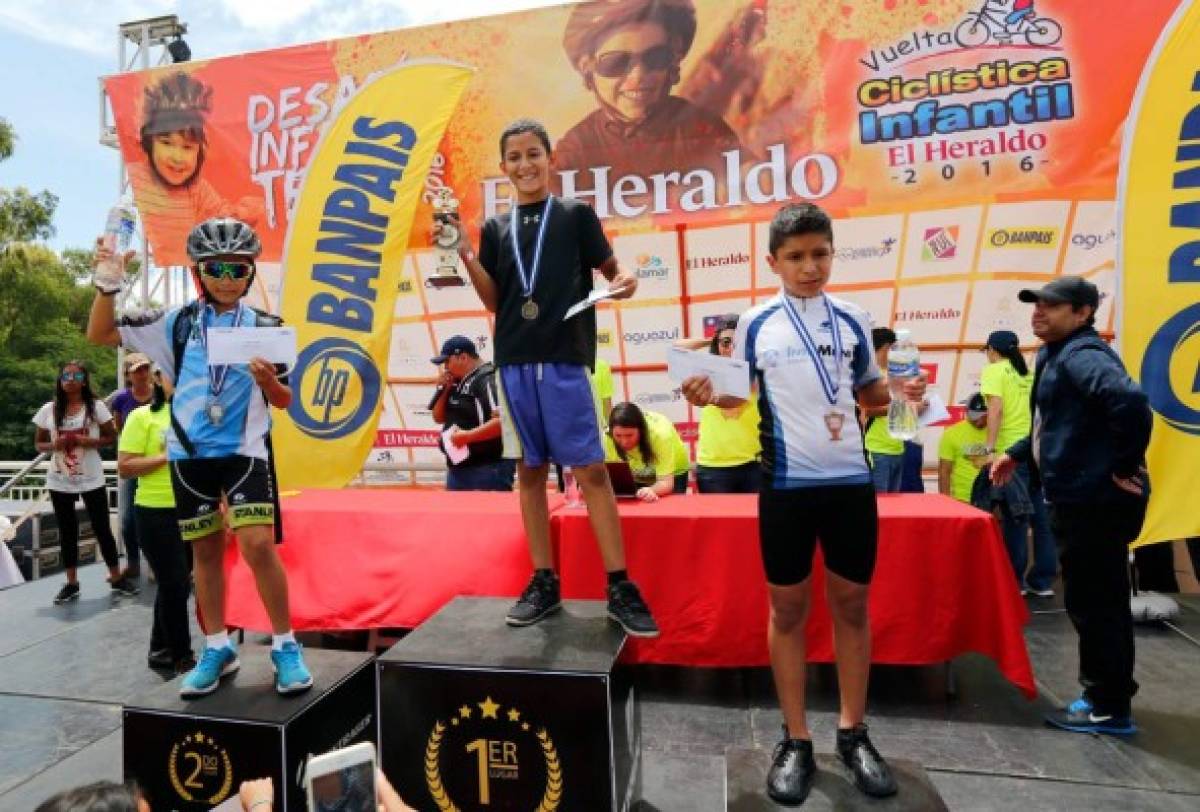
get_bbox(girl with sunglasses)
[695,314,762,493]
[33,361,138,604]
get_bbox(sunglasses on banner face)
[60,371,86,382]
[593,44,674,78]
[199,260,254,280]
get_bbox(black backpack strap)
[250,307,285,543]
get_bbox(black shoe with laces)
[506,572,562,627]
[109,576,140,597]
[53,582,80,604]
[605,580,659,638]
[836,723,897,798]
[147,648,175,670]
[766,728,817,806]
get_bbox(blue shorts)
[497,363,605,468]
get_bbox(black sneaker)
[506,572,562,626]
[605,580,659,638]
[766,727,817,806]
[147,648,175,670]
[109,576,140,597]
[53,582,80,604]
[174,653,198,675]
[836,724,897,798]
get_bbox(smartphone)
[304,741,377,812]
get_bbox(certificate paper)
[563,287,618,321]
[206,326,298,367]
[666,347,751,399]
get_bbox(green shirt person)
[937,395,991,503]
[604,403,688,500]
[979,330,1033,456]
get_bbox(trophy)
[430,187,466,288]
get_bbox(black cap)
[983,330,1019,353]
[431,335,477,364]
[1017,276,1100,309]
[964,393,987,416]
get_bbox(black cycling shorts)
[169,455,274,541]
[758,483,878,586]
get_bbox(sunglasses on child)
[718,337,734,347]
[199,260,254,280]
[60,371,86,382]
[593,44,674,78]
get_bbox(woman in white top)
[32,360,138,604]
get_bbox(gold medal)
[823,410,845,442]
[521,299,539,320]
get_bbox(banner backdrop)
[1118,0,1200,546]
[103,0,1180,475]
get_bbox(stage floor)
[2,565,1200,810]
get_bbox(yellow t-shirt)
[937,419,990,503]
[591,359,614,429]
[979,358,1033,454]
[117,404,175,509]
[698,399,760,467]
[864,414,904,457]
[604,410,688,485]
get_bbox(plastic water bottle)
[886,329,921,440]
[95,198,136,288]
[563,467,584,508]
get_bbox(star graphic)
[451,719,459,727]
[507,709,521,722]
[459,705,472,719]
[479,697,500,719]
[522,722,530,732]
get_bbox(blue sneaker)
[271,642,313,695]
[1045,705,1136,736]
[180,645,240,698]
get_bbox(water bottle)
[563,467,584,508]
[95,198,136,290]
[886,329,921,440]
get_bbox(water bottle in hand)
[95,199,136,292]
[886,329,921,440]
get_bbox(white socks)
[206,631,231,651]
[272,632,297,651]
[204,631,296,650]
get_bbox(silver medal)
[206,400,225,426]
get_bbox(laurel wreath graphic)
[424,715,562,811]
[168,738,233,805]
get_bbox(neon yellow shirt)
[604,410,688,485]
[864,414,904,457]
[938,420,990,503]
[591,358,614,429]
[698,399,760,467]
[117,404,175,509]
[979,359,1033,453]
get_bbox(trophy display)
[430,188,466,288]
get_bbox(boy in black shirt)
[445,118,658,637]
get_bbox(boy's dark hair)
[139,72,212,188]
[872,327,897,352]
[499,118,553,158]
[768,203,834,255]
[35,781,139,812]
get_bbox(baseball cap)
[124,352,152,371]
[983,330,1019,353]
[431,336,477,364]
[1017,276,1100,309]
[964,393,987,418]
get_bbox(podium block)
[123,646,376,812]
[379,597,639,811]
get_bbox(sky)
[0,0,565,253]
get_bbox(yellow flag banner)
[1118,0,1200,546]
[274,60,473,489]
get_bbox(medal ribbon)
[780,294,843,406]
[199,303,245,401]
[510,194,554,300]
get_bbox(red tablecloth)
[223,490,543,630]
[554,493,1036,698]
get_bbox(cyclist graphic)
[956,0,1062,48]
[1007,0,1035,30]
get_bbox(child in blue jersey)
[88,217,312,699]
[683,203,926,806]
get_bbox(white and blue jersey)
[733,292,881,489]
[118,303,271,461]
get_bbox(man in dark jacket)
[992,276,1152,736]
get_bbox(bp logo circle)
[288,338,381,439]
[1141,303,1200,436]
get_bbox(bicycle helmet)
[186,217,262,263]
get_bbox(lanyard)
[198,303,245,398]
[510,195,554,299]
[780,294,842,406]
